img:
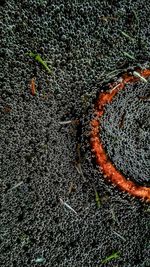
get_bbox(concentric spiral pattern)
[90,69,150,202]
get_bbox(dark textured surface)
[0,0,150,266]
[101,81,150,186]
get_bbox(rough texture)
[101,80,150,186]
[0,0,150,266]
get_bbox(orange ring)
[90,69,150,202]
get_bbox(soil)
[0,1,150,266]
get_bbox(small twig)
[110,208,119,225]
[99,15,118,22]
[133,71,147,83]
[123,51,135,60]
[34,257,46,263]
[132,10,140,34]
[120,31,135,42]
[68,182,76,194]
[10,181,24,190]
[59,120,72,125]
[59,119,80,125]
[119,111,126,129]
[137,94,150,101]
[59,198,77,215]
[30,77,36,96]
[109,82,121,93]
[133,10,139,25]
[75,162,86,181]
[112,230,126,241]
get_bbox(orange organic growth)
[30,77,36,96]
[90,69,150,202]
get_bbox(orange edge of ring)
[90,69,150,202]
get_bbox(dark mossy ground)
[0,0,150,266]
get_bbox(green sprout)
[95,190,101,208]
[26,51,52,74]
[101,251,120,264]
